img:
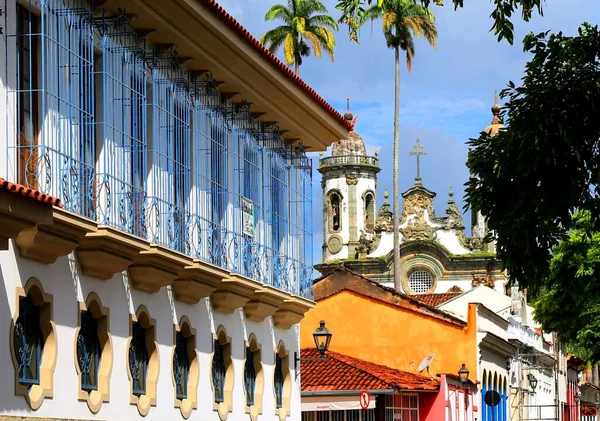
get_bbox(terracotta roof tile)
[412,292,462,307]
[198,0,354,132]
[301,348,439,392]
[0,178,62,207]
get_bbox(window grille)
[408,270,435,294]
[274,354,284,409]
[14,296,43,385]
[173,331,190,400]
[147,49,192,254]
[95,13,148,238]
[244,348,256,406]
[77,311,100,391]
[129,322,148,396]
[385,394,419,421]
[212,340,226,403]
[11,1,95,217]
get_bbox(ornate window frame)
[211,325,234,420]
[10,277,57,410]
[400,257,442,295]
[326,189,343,233]
[126,305,159,416]
[274,340,292,421]
[74,292,112,413]
[172,316,199,419]
[244,333,264,421]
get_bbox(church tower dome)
[318,99,380,262]
[471,92,505,253]
[483,91,506,136]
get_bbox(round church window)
[408,270,435,294]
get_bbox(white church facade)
[317,99,508,295]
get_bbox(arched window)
[130,322,149,396]
[172,317,199,419]
[212,326,233,419]
[173,331,190,400]
[274,354,284,409]
[77,310,101,391]
[11,278,57,411]
[212,340,226,403]
[274,341,291,420]
[76,293,111,414]
[245,333,264,420]
[14,296,43,385]
[364,192,375,232]
[482,371,487,421]
[245,347,256,406]
[328,192,341,232]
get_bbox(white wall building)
[0,0,350,420]
[438,286,564,421]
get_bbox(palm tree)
[260,0,339,75]
[357,0,438,291]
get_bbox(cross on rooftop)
[409,138,427,185]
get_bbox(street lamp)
[313,320,332,358]
[294,320,334,376]
[527,374,538,392]
[458,363,470,385]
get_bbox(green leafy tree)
[533,211,600,362]
[260,0,339,75]
[352,0,437,291]
[336,0,544,44]
[465,23,600,292]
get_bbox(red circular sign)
[359,390,370,410]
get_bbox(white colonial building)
[0,0,350,420]
[438,285,566,421]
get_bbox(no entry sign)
[359,390,370,410]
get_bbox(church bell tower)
[318,100,381,261]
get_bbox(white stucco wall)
[0,242,301,420]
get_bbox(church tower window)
[408,270,435,294]
[328,192,342,232]
[364,192,375,232]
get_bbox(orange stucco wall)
[300,291,478,378]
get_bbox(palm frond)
[312,27,336,60]
[284,33,296,64]
[302,31,322,58]
[265,4,292,22]
[307,14,339,30]
[260,26,293,47]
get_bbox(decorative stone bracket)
[272,296,315,329]
[129,245,193,293]
[172,260,229,304]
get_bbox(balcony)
[3,1,316,321]
[319,155,380,169]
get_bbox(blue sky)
[216,0,600,265]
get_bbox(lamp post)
[294,320,333,376]
[458,363,470,385]
[527,374,538,392]
[313,320,333,358]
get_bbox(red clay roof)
[301,348,439,392]
[198,0,354,132]
[0,178,62,207]
[412,292,462,307]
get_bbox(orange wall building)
[300,269,478,380]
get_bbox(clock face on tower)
[327,235,343,255]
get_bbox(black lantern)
[458,363,470,385]
[313,320,332,358]
[528,374,538,391]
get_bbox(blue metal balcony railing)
[6,5,314,298]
